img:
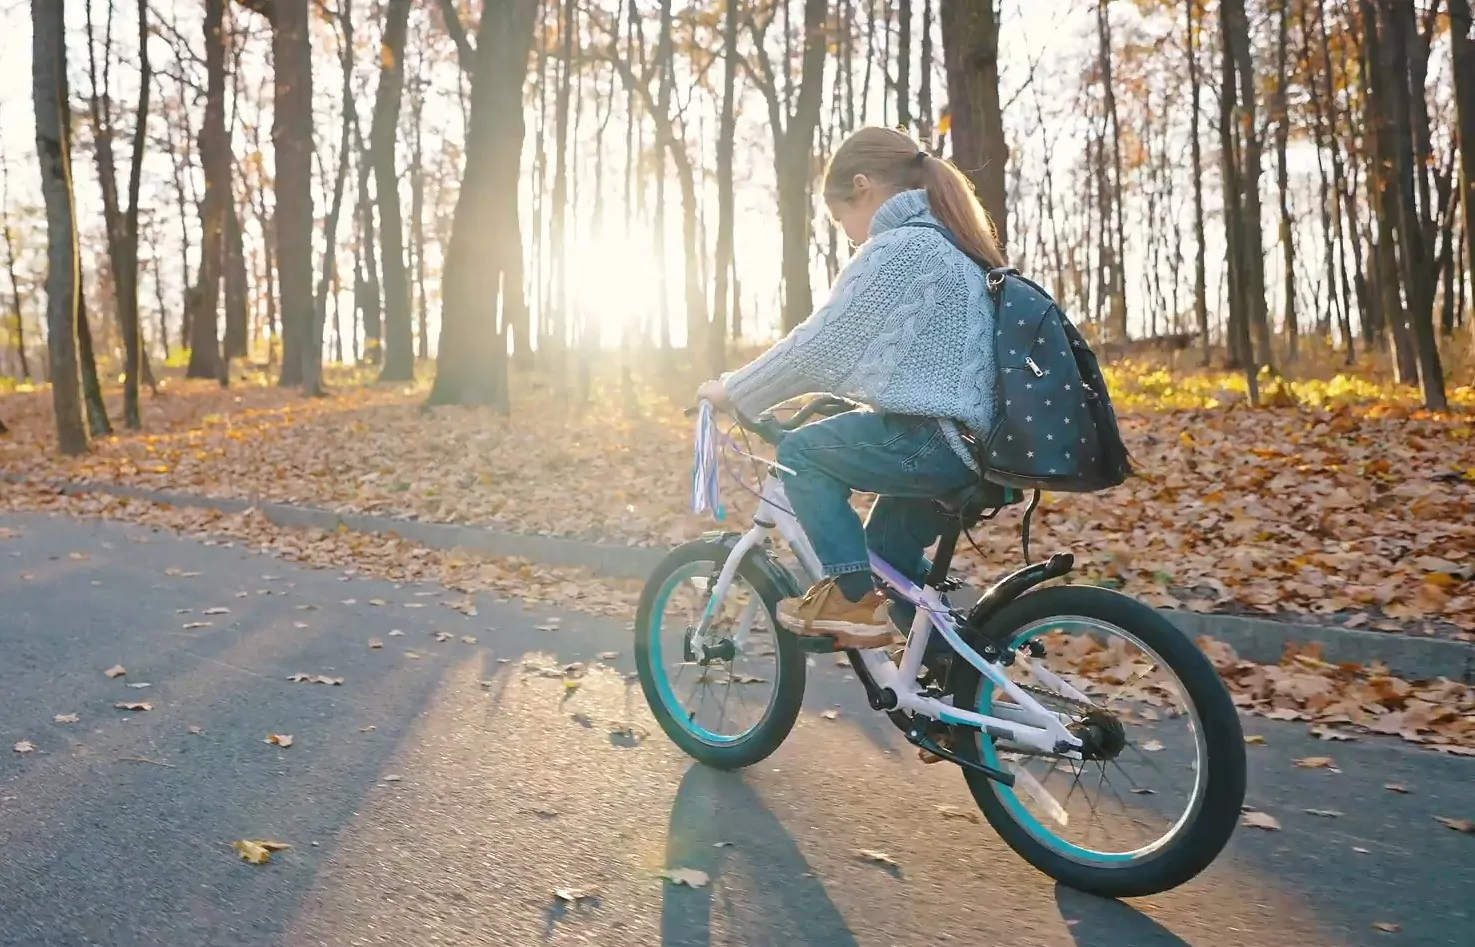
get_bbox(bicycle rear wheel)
[949,585,1246,898]
[634,540,806,769]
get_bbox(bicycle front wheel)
[634,540,806,770]
[949,584,1247,898]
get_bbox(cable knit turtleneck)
[723,188,997,470]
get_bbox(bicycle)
[634,395,1247,898]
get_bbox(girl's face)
[827,173,891,247]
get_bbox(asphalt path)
[2,510,1471,947]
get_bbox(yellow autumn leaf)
[233,839,290,864]
[266,733,294,747]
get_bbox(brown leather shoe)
[775,579,899,649]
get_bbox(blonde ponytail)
[823,125,1007,270]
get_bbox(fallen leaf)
[404,651,420,659]
[382,774,403,783]
[233,839,290,864]
[1131,787,1157,795]
[820,710,840,720]
[1244,735,1265,745]
[598,651,620,660]
[1434,816,1475,833]
[1294,756,1334,769]
[266,733,293,747]
[1304,808,1343,818]
[359,725,375,732]
[1353,846,1371,853]
[202,607,230,615]
[1384,783,1411,794]
[368,638,384,649]
[1241,811,1281,830]
[309,675,344,685]
[104,665,126,678]
[856,850,903,874]
[434,631,452,642]
[732,673,769,684]
[53,713,80,724]
[1141,739,1165,752]
[188,726,204,735]
[293,621,309,629]
[114,701,152,712]
[126,682,151,689]
[388,629,405,637]
[461,635,477,644]
[1372,922,1401,933]
[286,673,311,682]
[554,886,598,902]
[1310,726,1358,742]
[368,598,387,606]
[661,868,710,888]
[181,621,212,629]
[340,599,357,605]
[13,740,34,754]
[934,804,981,823]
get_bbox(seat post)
[925,518,961,588]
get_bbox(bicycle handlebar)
[685,394,860,446]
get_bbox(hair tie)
[912,151,928,166]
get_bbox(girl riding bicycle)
[696,125,1006,650]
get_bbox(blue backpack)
[905,222,1133,494]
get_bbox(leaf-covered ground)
[2,363,1471,636]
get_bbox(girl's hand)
[695,378,731,410]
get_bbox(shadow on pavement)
[1054,884,1190,947]
[660,763,858,947]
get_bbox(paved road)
[2,511,1471,947]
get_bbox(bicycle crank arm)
[904,729,1016,787]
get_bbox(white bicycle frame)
[690,470,1086,760]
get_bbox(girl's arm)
[719,230,921,417]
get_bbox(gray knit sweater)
[723,188,998,470]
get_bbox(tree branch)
[435,0,476,71]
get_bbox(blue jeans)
[775,410,978,594]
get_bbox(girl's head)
[822,125,1007,270]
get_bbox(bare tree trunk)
[749,0,828,332]
[76,289,112,436]
[940,0,1007,248]
[1377,0,1446,409]
[918,0,933,146]
[372,0,415,381]
[427,0,538,410]
[315,0,355,373]
[1451,0,1475,331]
[1188,0,1209,363]
[0,142,29,380]
[897,0,911,129]
[84,0,150,427]
[188,0,228,383]
[408,72,428,360]
[653,0,672,348]
[1273,0,1296,361]
[1220,0,1260,402]
[1094,0,1126,340]
[712,0,739,377]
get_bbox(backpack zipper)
[1024,356,1044,377]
